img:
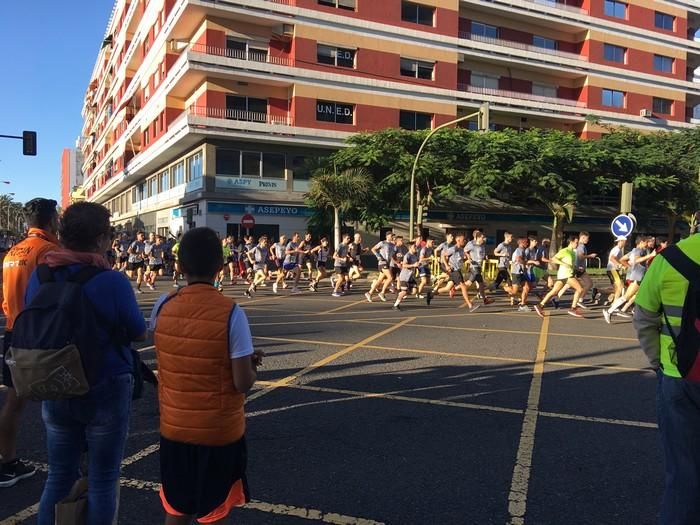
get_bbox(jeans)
[657,371,700,525]
[38,373,133,525]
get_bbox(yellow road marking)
[247,317,415,402]
[137,345,155,353]
[507,315,550,525]
[321,299,367,315]
[253,335,346,347]
[538,411,657,429]
[0,504,40,525]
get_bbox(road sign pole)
[620,182,633,214]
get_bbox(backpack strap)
[67,266,107,285]
[660,246,700,346]
[36,264,54,284]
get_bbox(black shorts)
[400,279,416,291]
[512,273,527,286]
[316,260,329,271]
[449,270,464,285]
[575,269,586,278]
[149,264,163,273]
[226,256,236,264]
[496,269,512,286]
[160,435,249,519]
[465,269,483,284]
[335,266,348,275]
[2,331,12,388]
[391,267,400,279]
[127,261,144,271]
[607,270,622,285]
[119,254,128,262]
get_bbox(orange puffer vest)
[155,284,245,446]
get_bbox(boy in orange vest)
[150,227,262,525]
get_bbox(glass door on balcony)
[226,38,269,63]
[226,95,268,123]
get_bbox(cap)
[615,236,627,242]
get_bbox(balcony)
[525,0,587,15]
[188,106,294,126]
[458,83,586,108]
[459,32,586,62]
[189,43,294,67]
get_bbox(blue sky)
[0,1,114,205]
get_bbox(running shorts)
[378,260,388,270]
[465,268,483,284]
[119,254,128,262]
[334,265,349,275]
[127,261,145,271]
[607,270,621,286]
[449,270,464,285]
[283,262,298,272]
[418,266,431,278]
[391,267,400,279]
[496,269,512,286]
[512,273,527,286]
[575,269,586,278]
[316,260,330,271]
[399,279,416,291]
[149,264,163,273]
[226,256,237,264]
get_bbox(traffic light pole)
[408,104,489,240]
[0,131,37,156]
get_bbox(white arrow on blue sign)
[610,214,635,238]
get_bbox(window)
[187,152,203,180]
[471,72,499,90]
[226,95,268,122]
[604,0,627,19]
[317,44,356,68]
[263,153,286,178]
[242,152,261,177]
[655,12,674,31]
[603,43,626,63]
[225,38,268,62]
[401,1,435,26]
[318,0,355,9]
[143,128,150,145]
[171,161,185,186]
[399,110,433,130]
[400,58,434,80]
[316,100,355,125]
[532,83,558,98]
[471,21,498,39]
[602,89,625,108]
[159,170,169,192]
[533,36,556,50]
[653,97,673,115]
[148,177,158,197]
[216,149,241,176]
[654,54,674,73]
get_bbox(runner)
[365,231,396,303]
[533,235,585,318]
[490,231,514,295]
[558,231,597,308]
[465,231,493,305]
[510,237,530,311]
[605,236,628,306]
[112,233,129,272]
[427,233,479,311]
[348,233,367,287]
[171,234,182,288]
[225,235,239,286]
[279,232,303,295]
[539,238,554,290]
[241,235,255,284]
[433,232,455,291]
[332,234,352,297]
[603,235,656,323]
[391,236,407,293]
[127,231,147,293]
[416,238,434,298]
[393,242,420,310]
[300,232,314,281]
[520,237,542,311]
[309,237,331,292]
[244,236,270,298]
[145,235,165,290]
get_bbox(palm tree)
[305,167,372,247]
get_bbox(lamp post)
[3,193,15,232]
[408,103,490,240]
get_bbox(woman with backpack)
[20,202,147,525]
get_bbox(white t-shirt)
[607,246,622,271]
[149,293,254,359]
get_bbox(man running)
[365,231,396,303]
[128,231,147,293]
[490,231,514,295]
[393,242,420,310]
[244,236,270,298]
[271,234,287,291]
[279,232,303,294]
[332,234,352,297]
[417,238,434,299]
[510,237,530,310]
[427,233,479,311]
[145,235,165,291]
[605,236,627,306]
[558,231,597,308]
[309,237,331,292]
[433,232,455,291]
[534,235,585,318]
[465,231,493,305]
[0,198,58,487]
[348,233,367,287]
[224,235,239,286]
[299,232,314,281]
[171,234,182,288]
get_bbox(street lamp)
[408,103,490,240]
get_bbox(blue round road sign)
[611,214,634,238]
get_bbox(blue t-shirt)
[25,264,146,381]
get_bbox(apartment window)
[262,153,286,178]
[317,44,356,68]
[533,36,556,50]
[604,0,627,19]
[532,83,558,98]
[226,95,268,122]
[318,0,356,10]
[316,100,355,125]
[603,44,626,63]
[401,1,435,27]
[655,12,674,31]
[143,128,150,145]
[148,177,158,197]
[653,97,673,115]
[242,152,261,177]
[216,149,241,176]
[187,151,203,180]
[654,54,674,73]
[172,161,185,186]
[159,170,169,192]
[225,38,269,62]
[602,89,625,108]
[471,21,498,39]
[399,110,433,130]
[471,72,499,90]
[400,58,435,80]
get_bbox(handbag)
[55,476,88,525]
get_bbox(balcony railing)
[189,43,294,67]
[459,32,586,62]
[188,106,295,126]
[524,0,588,15]
[458,83,586,108]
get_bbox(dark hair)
[59,202,111,252]
[179,227,222,277]
[23,198,57,229]
[567,234,579,244]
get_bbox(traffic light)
[478,103,490,132]
[22,131,37,156]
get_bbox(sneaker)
[0,459,37,488]
[615,311,632,319]
[568,308,584,318]
[378,293,387,302]
[417,294,425,299]
[576,302,589,310]
[509,297,515,307]
[483,297,494,305]
[603,309,611,324]
[282,283,288,290]
[518,304,531,312]
[469,304,481,313]
[136,289,143,294]
[272,282,278,294]
[533,304,545,319]
[591,287,599,302]
[147,284,155,291]
[291,287,302,295]
[365,292,372,303]
[244,290,252,298]
[172,283,179,288]
[392,304,401,311]
[332,292,341,297]
[426,291,433,306]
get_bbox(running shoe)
[172,283,179,288]
[576,302,589,310]
[378,293,387,302]
[332,292,341,297]
[136,289,143,294]
[147,284,155,291]
[533,304,545,319]
[291,287,302,295]
[272,282,278,294]
[469,304,481,313]
[392,304,401,311]
[426,292,433,306]
[568,308,584,318]
[229,281,235,286]
[0,459,36,488]
[615,311,632,319]
[365,292,372,303]
[244,290,252,298]
[603,309,611,324]
[483,297,495,305]
[417,294,425,299]
[518,305,530,312]
[591,287,599,303]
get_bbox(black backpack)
[660,246,700,381]
[7,265,110,400]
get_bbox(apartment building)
[80,0,700,239]
[60,138,84,210]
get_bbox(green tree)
[305,167,372,247]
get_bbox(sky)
[0,1,114,205]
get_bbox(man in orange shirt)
[0,198,58,488]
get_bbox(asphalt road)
[0,279,662,525]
